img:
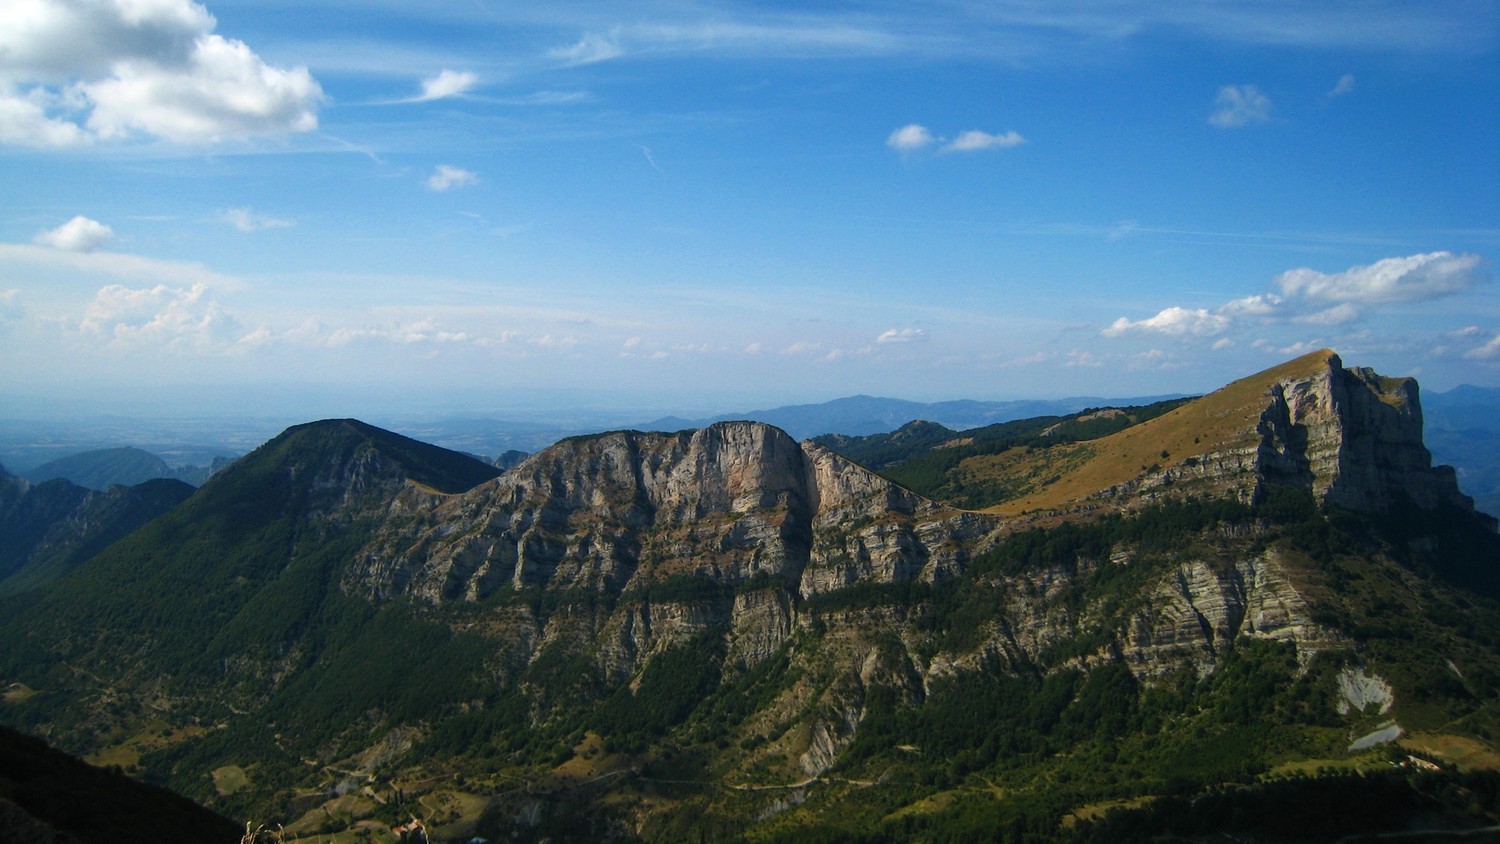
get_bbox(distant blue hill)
[637,393,1187,441]
[22,447,222,490]
[1424,384,1500,518]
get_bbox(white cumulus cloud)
[1274,251,1482,304]
[1103,306,1231,337]
[1253,339,1326,358]
[0,0,322,146]
[1104,251,1486,343]
[943,129,1026,152]
[1209,84,1272,128]
[1465,334,1500,360]
[325,318,470,348]
[887,123,935,152]
[34,216,114,251]
[0,289,22,323]
[427,165,478,191]
[0,92,90,146]
[416,69,478,102]
[79,281,237,347]
[1217,293,1284,318]
[1066,349,1103,367]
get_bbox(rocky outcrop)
[354,422,994,605]
[1256,355,1476,514]
[1336,666,1394,716]
[332,353,1490,710]
[1095,351,1481,519]
[1116,546,1347,678]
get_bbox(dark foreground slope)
[1,359,1499,842]
[0,723,240,844]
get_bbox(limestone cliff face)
[800,441,989,594]
[1115,546,1347,678]
[1256,354,1473,513]
[341,352,1475,695]
[353,422,992,607]
[325,354,1485,765]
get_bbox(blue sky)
[1,0,1497,419]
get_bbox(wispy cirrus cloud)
[445,3,1494,68]
[221,208,294,233]
[550,31,625,65]
[549,18,902,66]
[0,241,240,290]
[1327,73,1356,98]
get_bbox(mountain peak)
[253,417,501,495]
[983,349,1476,521]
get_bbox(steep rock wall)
[1253,354,1477,514]
[1102,352,1479,518]
[352,422,994,606]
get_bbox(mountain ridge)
[3,351,1499,842]
[0,467,195,594]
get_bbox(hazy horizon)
[1,2,1497,421]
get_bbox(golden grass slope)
[983,348,1339,517]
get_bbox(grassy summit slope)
[981,349,1339,515]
